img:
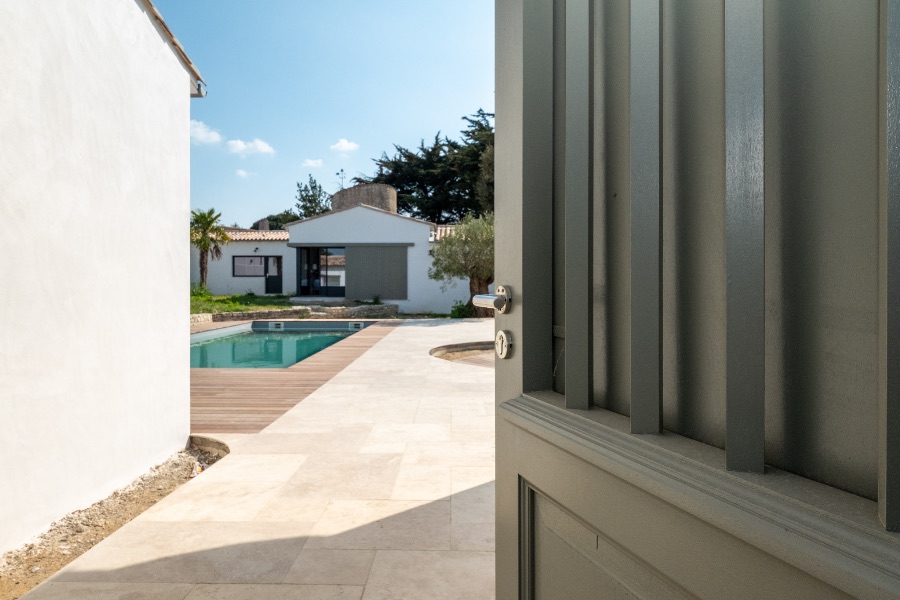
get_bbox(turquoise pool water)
[191,331,353,368]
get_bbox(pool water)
[191,331,354,368]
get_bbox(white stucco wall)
[0,1,192,553]
[287,206,470,313]
[191,240,297,296]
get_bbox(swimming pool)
[191,321,370,369]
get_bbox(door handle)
[473,285,512,314]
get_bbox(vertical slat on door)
[564,0,592,409]
[521,0,555,394]
[629,0,662,433]
[882,0,900,531]
[724,0,765,473]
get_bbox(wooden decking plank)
[190,322,398,434]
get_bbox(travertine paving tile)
[451,522,495,552]
[184,584,363,599]
[413,403,453,424]
[451,480,496,525]
[451,466,495,488]
[54,521,311,584]
[138,481,279,522]
[362,550,495,600]
[365,423,452,445]
[285,453,402,500]
[189,454,309,484]
[25,582,194,600]
[358,441,407,454]
[306,500,451,550]
[401,441,494,468]
[390,465,452,500]
[284,549,376,585]
[253,496,331,523]
[232,427,373,454]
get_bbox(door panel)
[495,0,900,598]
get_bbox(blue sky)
[153,1,495,228]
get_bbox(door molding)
[501,394,900,599]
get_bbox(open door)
[495,0,900,598]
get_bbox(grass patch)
[190,289,293,314]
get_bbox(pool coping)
[190,319,382,346]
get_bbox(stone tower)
[331,183,397,213]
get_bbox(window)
[233,256,265,277]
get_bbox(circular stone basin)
[429,341,494,362]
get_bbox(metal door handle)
[473,285,512,314]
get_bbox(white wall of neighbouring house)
[0,1,193,553]
[191,241,297,296]
[287,206,471,313]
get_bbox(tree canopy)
[189,208,230,288]
[295,174,331,219]
[429,212,495,317]
[250,210,298,231]
[356,110,494,224]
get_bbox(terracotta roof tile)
[224,228,289,242]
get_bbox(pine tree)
[294,175,331,219]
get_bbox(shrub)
[450,301,475,319]
[191,284,212,298]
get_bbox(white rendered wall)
[287,207,470,313]
[191,241,297,296]
[0,1,192,553]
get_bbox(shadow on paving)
[24,483,496,600]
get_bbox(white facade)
[0,1,197,553]
[191,239,297,296]
[287,206,471,314]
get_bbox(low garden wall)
[211,308,312,322]
[191,304,398,325]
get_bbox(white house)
[193,185,472,313]
[0,1,201,553]
[285,203,470,314]
[191,228,296,296]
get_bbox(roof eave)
[137,0,206,97]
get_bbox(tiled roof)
[430,224,457,242]
[223,228,290,242]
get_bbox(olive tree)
[429,213,494,317]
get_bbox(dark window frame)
[232,255,267,277]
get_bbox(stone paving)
[25,319,496,599]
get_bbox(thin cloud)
[330,138,359,153]
[235,169,254,178]
[302,159,324,168]
[227,138,275,156]
[190,120,222,144]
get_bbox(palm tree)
[190,208,231,288]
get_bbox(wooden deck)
[190,322,399,434]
